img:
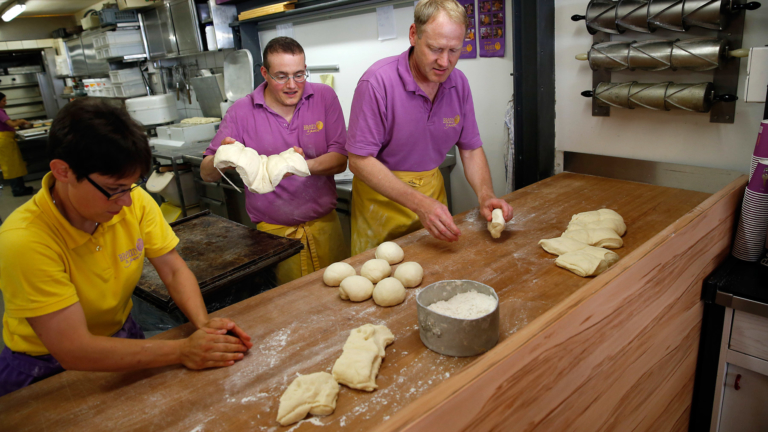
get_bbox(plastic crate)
[109,68,143,84]
[96,43,144,59]
[100,30,142,47]
[98,9,138,26]
[113,80,146,97]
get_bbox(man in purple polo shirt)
[346,0,513,255]
[201,37,348,285]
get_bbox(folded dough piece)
[562,228,623,249]
[555,246,619,277]
[570,209,626,236]
[539,237,589,256]
[332,324,394,392]
[276,372,340,426]
[213,142,310,194]
[487,208,504,238]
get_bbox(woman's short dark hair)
[47,98,151,180]
[0,92,6,100]
[262,37,305,72]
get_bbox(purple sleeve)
[0,109,10,124]
[204,108,242,156]
[346,80,388,157]
[456,86,483,151]
[323,86,348,156]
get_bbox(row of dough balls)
[538,209,626,277]
[323,242,424,307]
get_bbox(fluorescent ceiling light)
[2,1,26,22]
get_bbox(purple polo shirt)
[205,81,347,226]
[0,109,15,132]
[346,48,483,172]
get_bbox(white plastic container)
[98,43,144,59]
[205,25,218,51]
[113,80,146,97]
[125,93,178,125]
[109,68,143,84]
[146,170,199,207]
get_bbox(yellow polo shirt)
[0,173,179,356]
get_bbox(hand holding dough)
[375,242,404,265]
[555,246,619,277]
[360,259,392,283]
[339,275,374,301]
[372,277,406,307]
[276,372,339,426]
[213,142,310,194]
[332,324,394,391]
[323,262,356,286]
[487,208,504,238]
[393,262,423,287]
[562,228,623,249]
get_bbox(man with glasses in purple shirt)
[346,0,514,255]
[201,37,349,285]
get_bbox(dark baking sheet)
[135,211,303,311]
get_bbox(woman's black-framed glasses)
[86,175,147,201]
[267,70,309,84]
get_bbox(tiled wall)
[166,49,232,120]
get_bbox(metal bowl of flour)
[416,280,499,357]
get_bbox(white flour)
[427,290,497,319]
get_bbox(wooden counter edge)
[376,175,748,432]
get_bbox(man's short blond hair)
[414,0,469,37]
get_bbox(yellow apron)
[0,131,27,180]
[258,210,349,285]
[351,167,447,256]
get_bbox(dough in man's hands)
[276,372,339,426]
[555,246,619,277]
[339,275,374,301]
[538,237,589,256]
[372,277,406,307]
[375,242,404,265]
[487,208,504,238]
[562,228,623,249]
[393,262,423,287]
[360,259,391,283]
[213,142,309,194]
[323,262,356,286]
[332,324,394,391]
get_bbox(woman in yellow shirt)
[0,99,253,396]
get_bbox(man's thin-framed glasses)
[86,175,147,201]
[267,70,309,84]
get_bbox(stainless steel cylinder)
[665,82,714,112]
[595,81,635,108]
[585,0,622,35]
[683,0,728,30]
[671,37,727,71]
[417,280,499,357]
[616,0,653,33]
[628,82,672,109]
[648,0,688,32]
[628,39,673,71]
[589,41,632,71]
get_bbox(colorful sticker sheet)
[478,0,505,57]
[458,0,477,59]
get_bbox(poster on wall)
[458,0,476,59]
[478,0,505,57]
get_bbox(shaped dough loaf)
[538,237,589,256]
[569,209,626,236]
[487,208,504,238]
[332,324,394,391]
[562,228,623,249]
[213,142,309,194]
[276,372,340,426]
[555,246,619,277]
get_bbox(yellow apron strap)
[350,167,447,256]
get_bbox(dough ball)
[339,275,374,302]
[393,262,423,288]
[375,242,404,265]
[323,262,356,286]
[372,278,406,307]
[360,259,392,283]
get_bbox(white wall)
[555,0,768,174]
[259,0,514,214]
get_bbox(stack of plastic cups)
[732,120,768,261]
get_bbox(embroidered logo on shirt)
[443,115,461,129]
[118,238,144,268]
[304,121,324,135]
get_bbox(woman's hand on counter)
[480,197,514,222]
[201,317,254,349]
[179,327,249,370]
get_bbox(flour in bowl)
[427,290,497,319]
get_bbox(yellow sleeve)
[133,188,179,258]
[0,227,79,318]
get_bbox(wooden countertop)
[0,173,712,431]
